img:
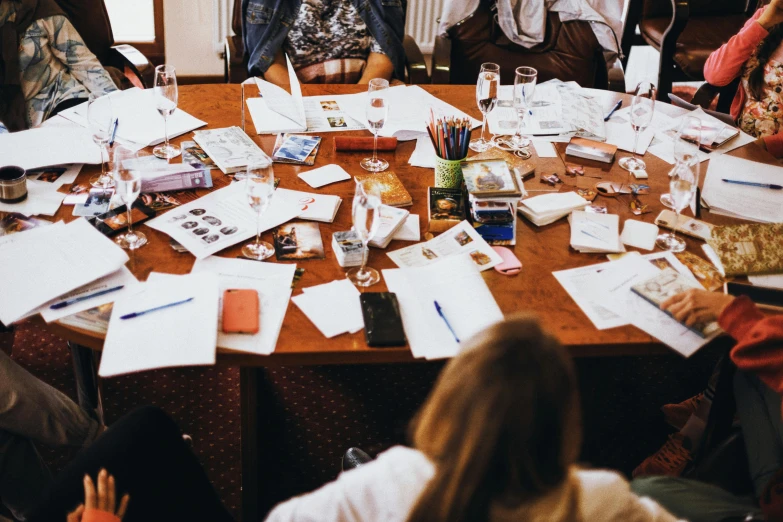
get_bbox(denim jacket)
[242,0,406,80]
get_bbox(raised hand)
[67,469,130,521]
[759,0,783,30]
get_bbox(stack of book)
[461,159,522,245]
[518,192,591,226]
[332,231,365,268]
[428,187,465,233]
[569,211,624,253]
[369,205,410,248]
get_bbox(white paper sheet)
[146,183,303,259]
[298,164,352,188]
[383,254,504,360]
[387,220,503,271]
[26,164,82,188]
[531,139,558,158]
[0,219,62,246]
[408,136,437,168]
[620,219,659,251]
[0,219,128,325]
[392,214,420,241]
[292,279,363,338]
[0,180,67,217]
[702,155,783,223]
[274,188,342,223]
[748,274,783,289]
[570,211,624,253]
[0,127,101,169]
[191,257,296,355]
[99,271,219,377]
[552,261,629,330]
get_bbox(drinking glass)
[153,64,181,160]
[510,66,537,149]
[618,81,656,173]
[661,116,701,209]
[469,62,500,152]
[655,162,698,252]
[346,180,382,287]
[242,159,275,261]
[87,92,115,189]
[113,147,148,250]
[360,78,390,172]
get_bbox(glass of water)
[655,162,698,252]
[153,64,181,160]
[242,159,276,261]
[510,66,537,149]
[470,63,500,152]
[87,92,115,190]
[346,180,382,287]
[662,116,701,209]
[618,81,656,174]
[113,147,147,250]
[360,78,390,172]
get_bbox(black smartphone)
[86,201,156,237]
[725,282,783,311]
[360,292,406,348]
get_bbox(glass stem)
[99,144,107,179]
[255,212,262,247]
[672,209,680,242]
[480,113,487,142]
[163,115,169,151]
[632,130,640,163]
[515,109,524,141]
[126,206,133,236]
[372,130,378,163]
[359,241,369,277]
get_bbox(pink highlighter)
[492,246,522,276]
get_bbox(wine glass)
[661,116,701,209]
[510,66,537,149]
[655,162,698,252]
[618,82,656,173]
[153,64,181,160]
[242,159,275,261]
[113,147,148,250]
[360,78,390,172]
[469,62,500,152]
[346,180,382,287]
[87,92,115,190]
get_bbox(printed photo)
[29,167,66,183]
[73,189,113,217]
[202,216,222,226]
[469,250,492,266]
[274,135,319,163]
[192,227,209,236]
[103,208,148,231]
[220,226,238,235]
[327,116,347,129]
[141,192,182,212]
[202,234,220,244]
[0,213,48,236]
[167,214,188,223]
[421,247,438,260]
[273,221,325,261]
[181,221,198,229]
[320,100,340,111]
[461,159,518,195]
[454,230,473,247]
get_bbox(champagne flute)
[661,116,701,208]
[510,66,537,149]
[113,147,148,250]
[469,62,500,152]
[87,92,115,190]
[360,78,390,172]
[618,82,656,174]
[153,64,181,160]
[346,180,382,287]
[242,159,275,261]
[655,162,698,252]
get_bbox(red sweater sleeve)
[80,509,120,522]
[763,133,783,158]
[704,8,768,86]
[721,296,783,401]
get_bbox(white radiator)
[214,0,233,56]
[406,0,444,54]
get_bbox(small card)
[620,219,659,251]
[298,164,351,189]
[273,221,325,261]
[72,189,114,216]
[61,183,90,205]
[274,134,320,163]
[392,214,420,241]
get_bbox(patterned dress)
[738,48,783,138]
[282,0,387,83]
[0,2,117,128]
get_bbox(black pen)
[604,100,622,121]
[50,285,125,310]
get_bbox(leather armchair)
[55,0,155,89]
[621,0,760,102]
[432,0,625,92]
[224,1,430,84]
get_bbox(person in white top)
[265,315,682,522]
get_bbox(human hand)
[758,0,783,30]
[661,288,735,327]
[67,469,130,521]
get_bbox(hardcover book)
[428,187,465,233]
[706,223,783,276]
[461,159,522,198]
[272,134,321,165]
[353,171,413,207]
[565,137,617,164]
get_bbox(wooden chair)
[621,0,760,102]
[55,0,155,89]
[431,0,625,92]
[224,0,429,85]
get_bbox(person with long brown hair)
[263,316,679,522]
[704,0,783,157]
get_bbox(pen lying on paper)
[604,100,622,121]
[108,118,119,146]
[50,285,125,310]
[120,297,194,320]
[722,179,782,190]
[434,301,460,343]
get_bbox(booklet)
[192,126,273,174]
[272,134,321,165]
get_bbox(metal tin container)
[0,166,27,203]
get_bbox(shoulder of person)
[341,446,434,484]
[576,469,679,521]
[574,468,631,495]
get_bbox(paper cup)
[434,156,465,189]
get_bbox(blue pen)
[120,297,194,320]
[108,118,119,146]
[722,179,782,190]
[604,100,622,121]
[50,285,125,310]
[434,301,460,343]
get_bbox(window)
[104,0,165,63]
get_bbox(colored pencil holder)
[434,156,465,189]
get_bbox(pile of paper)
[292,280,364,338]
[383,254,504,360]
[369,205,409,248]
[517,192,590,226]
[569,211,624,253]
[0,127,100,169]
[275,188,342,223]
[701,155,783,223]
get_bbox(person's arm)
[358,52,394,84]
[703,7,771,86]
[262,50,291,89]
[762,132,783,157]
